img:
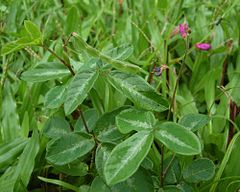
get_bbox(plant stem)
[167,38,188,120]
[162,154,176,178]
[160,39,168,187]
[160,144,164,187]
[161,37,189,187]
[77,107,90,134]
[41,44,75,76]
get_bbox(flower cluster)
[178,22,211,51]
[179,23,189,38]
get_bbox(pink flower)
[195,43,211,51]
[179,23,188,38]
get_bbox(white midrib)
[119,118,152,129]
[109,134,148,182]
[160,130,195,151]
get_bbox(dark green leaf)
[183,158,215,183]
[44,85,67,109]
[46,132,95,165]
[75,109,99,132]
[116,108,156,134]
[108,71,168,112]
[104,131,153,185]
[54,161,88,176]
[179,114,210,131]
[94,106,129,142]
[38,176,80,192]
[154,122,202,155]
[91,169,154,192]
[21,68,70,82]
[64,70,99,115]
[95,143,114,179]
[164,156,181,184]
[43,116,70,139]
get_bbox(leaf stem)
[77,107,90,134]
[162,154,176,178]
[41,44,75,76]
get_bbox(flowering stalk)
[167,37,189,120]
[160,34,190,188]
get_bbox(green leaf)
[0,138,28,169]
[21,68,70,82]
[154,122,202,155]
[72,33,141,74]
[94,106,129,142]
[46,132,95,165]
[95,143,114,179]
[75,109,99,132]
[179,114,210,132]
[0,166,18,192]
[90,176,111,192]
[54,161,88,176]
[64,70,99,115]
[116,108,156,134]
[15,131,40,186]
[210,132,240,192]
[65,6,79,35]
[227,73,240,106]
[104,131,153,185]
[1,36,41,56]
[24,20,42,41]
[1,39,25,55]
[43,116,70,139]
[38,176,80,192]
[21,112,29,138]
[161,185,184,192]
[44,85,67,109]
[91,169,154,192]
[104,44,134,60]
[183,158,215,183]
[108,71,168,112]
[164,156,181,184]
[1,88,21,141]
[1,20,42,56]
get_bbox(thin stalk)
[111,0,116,35]
[160,145,164,187]
[167,38,189,120]
[41,44,75,76]
[63,33,74,48]
[161,37,189,187]
[160,39,169,187]
[162,154,176,178]
[77,108,90,134]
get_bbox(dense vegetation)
[1,0,240,191]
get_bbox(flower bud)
[195,43,211,51]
